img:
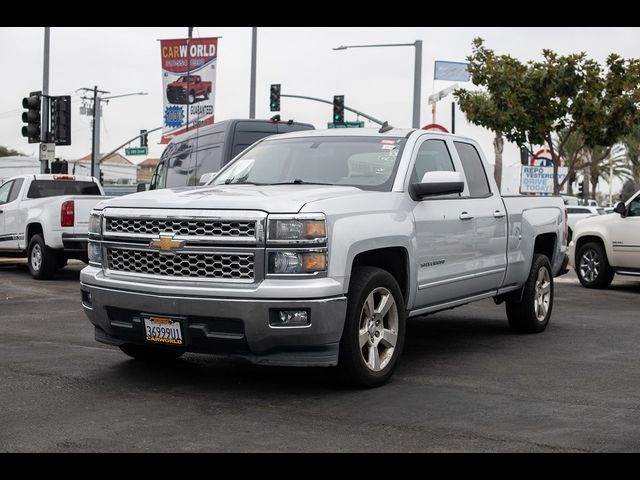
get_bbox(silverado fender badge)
[149,234,185,253]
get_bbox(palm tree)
[622,123,640,186]
[553,129,588,195]
[588,144,632,201]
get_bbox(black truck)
[148,118,314,190]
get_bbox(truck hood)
[97,184,367,213]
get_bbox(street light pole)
[333,41,423,128]
[249,27,257,119]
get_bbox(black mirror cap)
[614,201,627,217]
[137,183,148,192]
[410,181,464,200]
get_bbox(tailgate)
[67,195,111,234]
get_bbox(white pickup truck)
[0,174,107,279]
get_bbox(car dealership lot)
[1,261,639,452]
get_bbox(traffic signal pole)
[41,27,50,173]
[280,94,385,126]
[91,86,99,178]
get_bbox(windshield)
[177,76,196,82]
[211,136,406,191]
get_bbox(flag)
[434,61,470,82]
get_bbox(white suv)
[567,205,605,242]
[569,190,640,288]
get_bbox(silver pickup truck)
[81,128,569,387]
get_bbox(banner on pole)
[160,37,218,144]
[434,61,470,81]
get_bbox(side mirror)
[410,171,465,200]
[614,201,627,217]
[136,183,148,192]
[199,172,217,185]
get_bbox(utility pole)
[249,27,257,119]
[41,27,50,173]
[186,27,193,133]
[451,102,455,134]
[91,86,99,178]
[412,40,422,129]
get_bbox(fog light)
[270,309,310,327]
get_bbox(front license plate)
[143,316,184,346]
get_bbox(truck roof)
[259,127,416,140]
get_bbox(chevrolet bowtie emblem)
[149,234,185,252]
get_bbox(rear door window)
[454,141,491,197]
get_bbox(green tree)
[0,145,25,157]
[455,38,640,194]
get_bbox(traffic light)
[140,129,148,147]
[578,181,585,198]
[21,91,42,143]
[270,84,281,112]
[50,95,71,146]
[333,95,344,123]
[520,146,529,166]
[99,169,104,185]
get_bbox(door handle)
[493,210,506,218]
[459,212,474,221]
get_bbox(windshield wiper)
[223,179,266,185]
[268,179,334,186]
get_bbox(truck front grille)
[106,217,256,239]
[107,248,254,280]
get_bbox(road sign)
[125,147,148,156]
[530,147,562,167]
[39,143,55,162]
[327,121,365,129]
[520,166,568,194]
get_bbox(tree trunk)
[493,131,503,192]
[583,166,591,202]
[546,133,560,195]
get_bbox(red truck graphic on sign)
[166,75,212,105]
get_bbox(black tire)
[188,90,196,104]
[506,254,554,333]
[575,241,615,289]
[119,343,184,362]
[338,266,406,388]
[27,234,58,280]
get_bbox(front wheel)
[188,91,195,104]
[119,344,184,362]
[506,254,553,333]
[576,242,615,289]
[338,267,406,388]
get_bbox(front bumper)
[80,280,347,367]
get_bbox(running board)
[408,291,497,318]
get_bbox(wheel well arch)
[575,235,606,257]
[350,247,409,306]
[533,232,556,263]
[26,223,44,245]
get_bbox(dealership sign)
[160,37,218,144]
[520,166,568,194]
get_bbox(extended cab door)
[0,178,24,250]
[410,136,507,309]
[610,192,640,269]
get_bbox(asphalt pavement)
[1,260,639,452]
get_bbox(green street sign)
[125,147,148,155]
[327,121,365,129]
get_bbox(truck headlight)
[88,241,102,266]
[268,251,327,274]
[268,215,326,243]
[89,213,102,235]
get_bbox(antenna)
[378,121,393,133]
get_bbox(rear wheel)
[506,254,553,333]
[27,234,58,280]
[576,242,615,289]
[338,267,406,388]
[188,90,195,104]
[119,344,184,362]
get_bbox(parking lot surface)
[1,260,639,452]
